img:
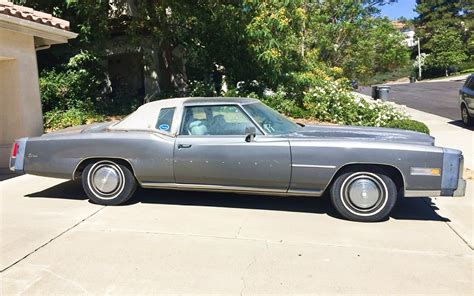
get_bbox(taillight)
[11,142,18,158]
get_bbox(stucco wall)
[0,28,43,168]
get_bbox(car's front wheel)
[461,104,474,126]
[82,160,137,205]
[330,169,397,222]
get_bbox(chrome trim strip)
[141,182,284,192]
[140,182,323,197]
[292,164,336,169]
[72,157,137,180]
[318,162,407,196]
[404,190,441,197]
[287,189,323,196]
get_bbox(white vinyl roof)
[109,97,259,132]
[110,98,187,131]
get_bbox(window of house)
[156,107,175,132]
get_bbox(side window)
[156,107,175,132]
[181,105,259,136]
[468,77,474,90]
[464,77,470,89]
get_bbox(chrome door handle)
[178,144,192,149]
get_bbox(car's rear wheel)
[82,160,137,205]
[330,169,397,222]
[461,104,474,126]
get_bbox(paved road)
[358,81,465,120]
[1,175,472,294]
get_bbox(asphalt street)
[358,81,465,121]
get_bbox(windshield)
[243,102,302,135]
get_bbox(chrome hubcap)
[93,166,120,193]
[340,172,388,216]
[87,161,125,200]
[348,179,380,209]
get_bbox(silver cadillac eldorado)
[9,97,466,222]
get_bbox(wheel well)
[327,163,405,195]
[73,158,135,180]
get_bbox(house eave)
[0,13,77,47]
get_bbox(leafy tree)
[244,0,306,86]
[415,0,464,48]
[303,1,408,81]
[460,0,473,59]
[15,0,111,61]
[14,0,411,113]
[426,28,468,76]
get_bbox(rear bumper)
[9,138,27,173]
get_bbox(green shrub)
[260,87,308,118]
[39,51,106,113]
[384,119,430,134]
[44,108,105,131]
[302,80,407,126]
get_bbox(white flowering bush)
[302,80,408,127]
[239,78,428,133]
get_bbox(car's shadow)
[0,169,23,182]
[448,120,474,131]
[26,180,449,222]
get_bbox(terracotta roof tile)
[0,0,70,30]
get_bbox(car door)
[174,104,291,191]
[465,77,474,113]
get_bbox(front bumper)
[405,149,466,197]
[441,148,466,197]
[453,178,467,197]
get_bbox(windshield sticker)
[158,124,170,131]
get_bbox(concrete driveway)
[1,174,472,294]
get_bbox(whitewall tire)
[82,160,137,205]
[330,169,398,222]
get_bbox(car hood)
[288,125,435,146]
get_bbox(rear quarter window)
[156,107,175,132]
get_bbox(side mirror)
[245,126,256,142]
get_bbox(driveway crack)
[1,206,105,273]
[240,253,257,296]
